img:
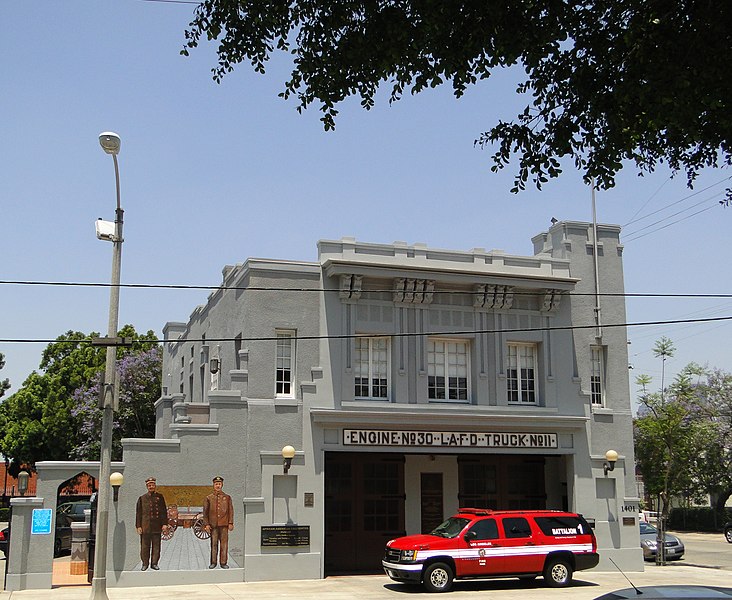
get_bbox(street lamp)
[90,131,124,600]
[110,472,124,503]
[17,470,29,497]
[603,449,618,475]
[282,445,296,474]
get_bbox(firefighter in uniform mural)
[135,477,169,571]
[203,475,234,568]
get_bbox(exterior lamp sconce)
[603,450,618,475]
[110,472,124,502]
[209,357,220,374]
[18,470,30,497]
[282,445,296,474]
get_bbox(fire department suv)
[383,508,599,592]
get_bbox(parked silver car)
[640,521,685,561]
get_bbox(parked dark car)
[639,521,685,561]
[56,501,91,525]
[724,522,732,544]
[54,501,90,556]
[595,586,732,599]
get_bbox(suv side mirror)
[464,531,477,542]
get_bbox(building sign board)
[261,525,310,547]
[343,429,558,449]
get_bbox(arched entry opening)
[52,471,95,586]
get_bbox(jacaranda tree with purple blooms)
[0,325,158,467]
[71,346,161,461]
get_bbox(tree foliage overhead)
[183,1,732,194]
[0,326,159,466]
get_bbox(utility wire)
[625,176,671,226]
[622,175,731,229]
[623,190,718,236]
[2,315,731,345]
[623,204,717,243]
[0,280,730,298]
[140,0,199,4]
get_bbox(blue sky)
[2,1,730,407]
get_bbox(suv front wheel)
[543,557,573,587]
[724,525,732,544]
[423,562,454,593]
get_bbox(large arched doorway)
[52,472,95,587]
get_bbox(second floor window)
[428,339,469,401]
[276,331,295,396]
[355,337,389,399]
[507,343,537,404]
[590,346,605,406]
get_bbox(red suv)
[383,508,599,592]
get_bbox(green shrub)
[0,507,9,522]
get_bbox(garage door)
[324,453,405,574]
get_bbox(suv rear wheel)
[543,557,573,587]
[423,562,454,593]
[725,526,732,544]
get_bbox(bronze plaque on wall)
[261,525,310,547]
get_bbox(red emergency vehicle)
[383,508,599,592]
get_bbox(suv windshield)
[430,517,470,538]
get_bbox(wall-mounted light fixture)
[209,357,220,374]
[110,472,124,502]
[17,470,29,497]
[282,445,296,474]
[603,450,618,475]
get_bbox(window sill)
[275,397,300,407]
[427,399,471,405]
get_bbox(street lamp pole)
[90,132,123,600]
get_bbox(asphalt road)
[661,530,732,571]
[0,528,729,599]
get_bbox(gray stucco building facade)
[7,220,642,590]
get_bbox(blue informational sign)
[31,508,53,535]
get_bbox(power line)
[140,0,199,4]
[622,175,731,229]
[624,176,672,226]
[2,315,731,345]
[0,280,730,298]
[623,201,719,242]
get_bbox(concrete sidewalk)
[2,565,731,600]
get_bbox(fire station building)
[6,220,642,590]
[149,219,641,581]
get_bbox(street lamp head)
[17,470,30,497]
[99,131,121,155]
[603,449,619,475]
[282,445,296,474]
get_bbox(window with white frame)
[354,337,389,399]
[507,343,537,404]
[590,346,605,406]
[427,339,469,401]
[275,331,295,396]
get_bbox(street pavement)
[2,531,730,599]
[1,564,731,600]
